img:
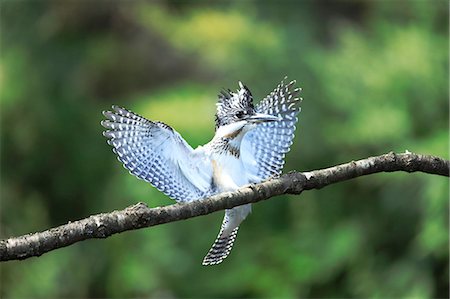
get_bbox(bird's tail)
[202,206,250,265]
[202,225,239,266]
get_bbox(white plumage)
[102,77,302,265]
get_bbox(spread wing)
[101,106,214,202]
[241,78,302,182]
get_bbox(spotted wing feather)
[102,106,213,202]
[241,78,302,181]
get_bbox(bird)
[101,77,302,265]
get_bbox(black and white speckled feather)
[202,214,239,266]
[102,106,213,203]
[241,78,302,181]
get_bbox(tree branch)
[1,152,448,262]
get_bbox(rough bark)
[1,152,448,262]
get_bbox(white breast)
[211,153,252,233]
[211,154,249,192]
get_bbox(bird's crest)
[215,82,255,130]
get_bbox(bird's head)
[215,82,280,138]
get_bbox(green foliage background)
[1,1,448,298]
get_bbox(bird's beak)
[247,113,282,123]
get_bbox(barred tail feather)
[202,227,239,266]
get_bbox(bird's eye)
[236,111,245,119]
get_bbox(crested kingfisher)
[101,78,302,265]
